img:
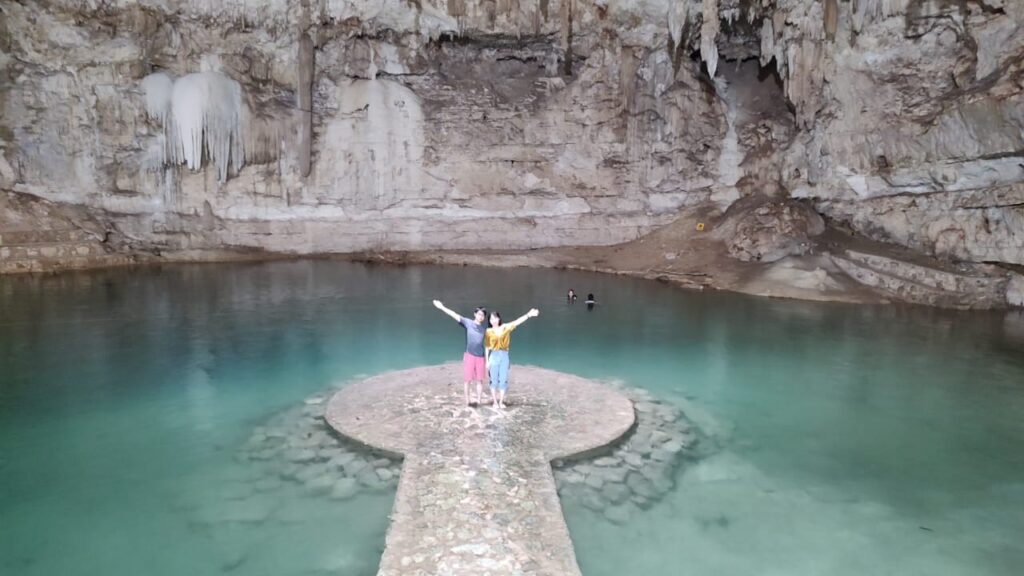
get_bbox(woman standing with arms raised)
[484,308,539,410]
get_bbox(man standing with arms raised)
[432,300,488,406]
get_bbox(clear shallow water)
[1,260,1023,575]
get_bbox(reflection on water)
[2,261,1023,575]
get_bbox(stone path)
[325,364,636,576]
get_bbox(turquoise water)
[1,261,1022,575]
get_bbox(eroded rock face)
[760,1,1024,267]
[717,195,825,263]
[0,0,1021,294]
[0,0,725,254]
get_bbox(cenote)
[2,260,1023,575]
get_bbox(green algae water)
[1,260,1023,575]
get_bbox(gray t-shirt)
[459,317,486,357]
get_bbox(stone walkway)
[325,364,636,576]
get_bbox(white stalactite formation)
[142,71,246,183]
[701,0,720,77]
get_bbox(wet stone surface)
[325,364,636,576]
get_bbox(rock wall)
[1,0,1022,272]
[758,0,1024,266]
[0,0,724,254]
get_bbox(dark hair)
[474,306,488,317]
[489,311,503,326]
[587,294,594,300]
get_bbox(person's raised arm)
[508,308,540,329]
[432,299,462,323]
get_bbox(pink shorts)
[463,352,486,382]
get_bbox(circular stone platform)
[325,363,636,576]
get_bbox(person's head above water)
[586,294,595,301]
[489,311,503,328]
[473,307,487,324]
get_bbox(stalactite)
[169,72,244,182]
[824,0,838,40]
[785,39,825,130]
[141,72,173,126]
[667,0,688,51]
[142,71,247,183]
[759,17,774,67]
[701,0,720,77]
[852,0,911,32]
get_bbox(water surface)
[1,261,1022,575]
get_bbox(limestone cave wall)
[0,0,725,253]
[0,0,1021,267]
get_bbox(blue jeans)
[488,350,510,392]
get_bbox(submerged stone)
[330,478,359,500]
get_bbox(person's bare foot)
[499,402,507,409]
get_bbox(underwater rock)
[330,477,359,500]
[626,472,657,500]
[600,482,631,505]
[552,382,715,513]
[603,503,635,525]
[376,467,395,482]
[239,383,714,522]
[357,467,385,490]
